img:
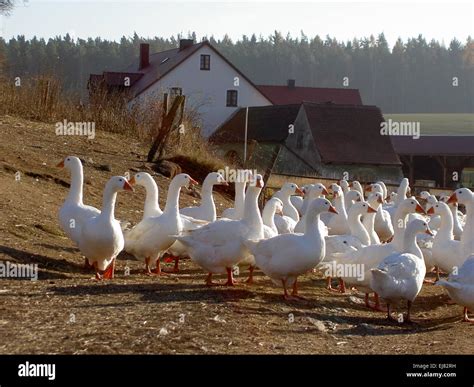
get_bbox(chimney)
[287,79,296,88]
[139,43,150,70]
[179,39,194,51]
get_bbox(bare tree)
[0,0,14,15]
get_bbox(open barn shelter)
[390,136,474,189]
[210,102,403,185]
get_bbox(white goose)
[128,172,162,218]
[300,183,328,215]
[125,173,197,275]
[448,188,474,259]
[339,198,425,310]
[370,219,432,322]
[57,156,100,246]
[77,176,134,280]
[322,201,376,292]
[290,184,310,215]
[437,255,474,323]
[295,184,329,236]
[176,174,265,286]
[323,183,349,235]
[274,183,303,234]
[221,170,252,220]
[362,192,384,245]
[339,179,350,195]
[366,183,394,242]
[349,180,364,198]
[245,198,337,300]
[429,202,463,276]
[180,172,228,221]
[262,197,283,238]
[386,178,410,227]
[440,195,464,240]
[344,190,362,212]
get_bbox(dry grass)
[0,76,229,174]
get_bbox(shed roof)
[211,102,402,166]
[303,103,401,165]
[391,136,474,156]
[257,85,362,105]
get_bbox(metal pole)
[243,106,248,164]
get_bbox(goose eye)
[411,201,414,204]
[67,158,70,161]
[119,178,123,182]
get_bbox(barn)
[210,102,403,185]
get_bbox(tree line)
[0,32,473,113]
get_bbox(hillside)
[0,115,472,355]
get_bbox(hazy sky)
[1,0,473,46]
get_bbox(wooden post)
[147,95,185,162]
[409,154,414,186]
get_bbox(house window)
[200,55,210,70]
[169,87,182,101]
[226,90,238,107]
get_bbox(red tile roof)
[257,85,362,105]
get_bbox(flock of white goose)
[56,156,474,323]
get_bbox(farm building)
[390,136,474,189]
[89,40,364,136]
[89,39,272,136]
[385,113,474,188]
[210,102,403,184]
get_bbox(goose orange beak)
[128,176,136,185]
[365,185,372,192]
[189,177,199,186]
[425,228,434,236]
[333,191,339,198]
[348,182,353,188]
[295,187,304,195]
[377,196,383,204]
[367,205,377,213]
[123,180,134,192]
[256,178,264,188]
[427,207,435,215]
[447,193,457,204]
[322,187,329,196]
[220,180,229,186]
[329,205,338,214]
[415,204,426,214]
[56,160,65,168]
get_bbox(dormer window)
[200,55,210,70]
[169,87,182,99]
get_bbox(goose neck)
[143,179,160,217]
[243,188,263,228]
[66,163,84,204]
[101,186,118,221]
[201,182,217,221]
[164,181,182,215]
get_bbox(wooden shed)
[210,102,403,184]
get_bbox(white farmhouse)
[89,39,272,136]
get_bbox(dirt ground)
[0,115,472,355]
